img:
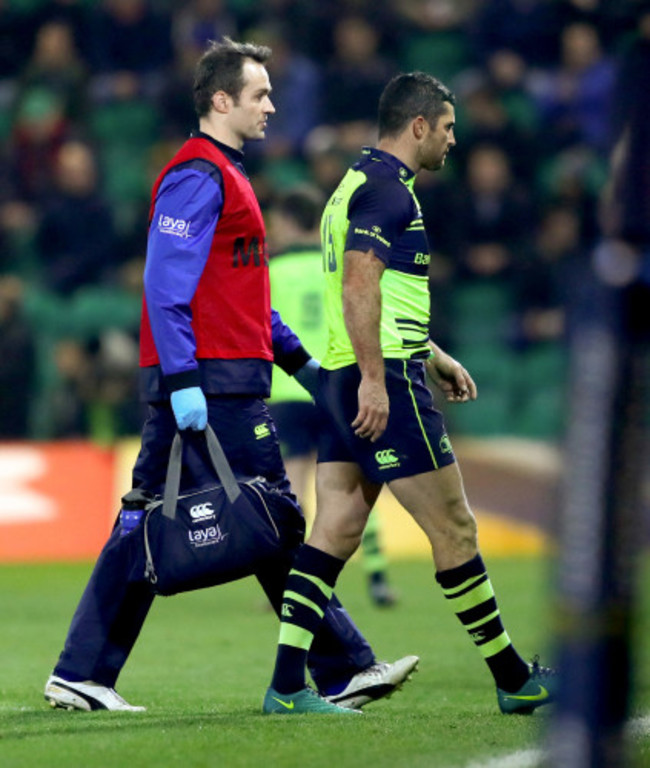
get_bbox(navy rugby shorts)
[316,359,456,483]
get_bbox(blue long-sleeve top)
[140,134,310,402]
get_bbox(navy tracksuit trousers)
[53,397,373,691]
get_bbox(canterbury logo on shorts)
[374,448,400,469]
[254,423,271,440]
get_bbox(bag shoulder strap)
[162,425,241,519]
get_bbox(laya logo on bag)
[189,502,215,521]
[188,524,228,548]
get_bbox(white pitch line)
[463,749,544,768]
[460,712,650,768]
[627,714,650,738]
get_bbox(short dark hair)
[193,37,272,118]
[378,72,455,139]
[275,185,325,232]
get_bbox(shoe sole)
[331,657,420,709]
[44,680,146,712]
[45,683,93,711]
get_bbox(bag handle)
[162,425,241,519]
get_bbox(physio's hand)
[293,357,320,398]
[170,386,208,430]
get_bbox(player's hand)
[426,350,477,403]
[170,386,208,430]
[352,377,389,442]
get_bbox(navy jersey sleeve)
[345,176,412,265]
[144,161,223,380]
[271,307,311,374]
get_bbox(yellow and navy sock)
[271,544,345,694]
[436,553,530,692]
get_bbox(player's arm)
[425,340,477,403]
[341,177,406,441]
[343,247,387,441]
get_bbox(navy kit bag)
[141,425,304,596]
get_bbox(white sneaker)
[324,655,419,709]
[44,675,146,712]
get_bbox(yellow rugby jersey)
[320,147,431,369]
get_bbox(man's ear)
[413,116,427,140]
[211,90,231,114]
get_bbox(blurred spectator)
[528,21,617,154]
[49,337,92,437]
[515,205,587,346]
[393,0,474,84]
[0,276,36,437]
[35,140,117,295]
[9,86,70,202]
[172,0,237,51]
[322,15,394,129]
[17,19,88,125]
[33,0,92,42]
[250,22,322,160]
[304,129,358,196]
[163,0,238,141]
[454,79,537,183]
[158,42,200,141]
[0,200,39,280]
[485,49,540,136]
[45,256,143,440]
[0,3,33,77]
[536,143,605,247]
[456,143,534,267]
[86,0,173,79]
[469,0,562,67]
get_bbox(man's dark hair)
[275,185,325,232]
[378,72,455,139]
[193,37,272,118]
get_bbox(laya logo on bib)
[157,214,192,238]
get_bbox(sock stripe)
[444,578,494,613]
[457,597,498,626]
[278,624,314,651]
[290,569,334,600]
[283,590,325,619]
[440,572,487,598]
[475,631,512,659]
[463,608,501,632]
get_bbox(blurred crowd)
[0,0,647,441]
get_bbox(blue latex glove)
[170,386,208,430]
[293,357,320,398]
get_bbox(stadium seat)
[512,342,568,440]
[90,100,160,149]
[444,342,518,436]
[70,286,141,341]
[399,31,470,86]
[447,280,516,347]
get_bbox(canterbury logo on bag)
[189,502,215,521]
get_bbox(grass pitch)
[1,557,649,768]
